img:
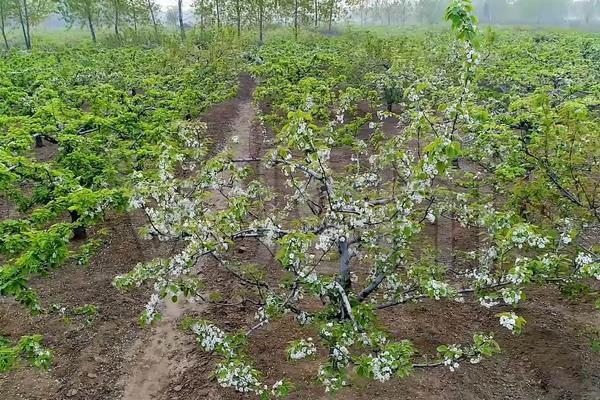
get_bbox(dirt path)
[120,74,258,400]
[3,74,600,400]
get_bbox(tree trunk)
[328,0,333,33]
[338,240,351,319]
[294,0,298,39]
[236,0,241,37]
[314,0,318,28]
[148,0,160,42]
[87,10,97,43]
[338,241,351,291]
[215,0,221,29]
[0,8,8,50]
[16,2,29,49]
[114,0,120,39]
[198,0,204,31]
[23,0,31,49]
[133,8,138,32]
[178,0,185,40]
[258,0,264,44]
[70,211,87,240]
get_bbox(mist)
[349,0,600,30]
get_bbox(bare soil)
[1,75,599,400]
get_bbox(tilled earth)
[1,75,599,400]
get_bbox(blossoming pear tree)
[115,0,599,396]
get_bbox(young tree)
[58,0,101,43]
[114,1,600,397]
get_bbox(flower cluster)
[191,321,234,357]
[287,339,317,361]
[362,342,414,383]
[439,344,463,372]
[497,312,526,334]
[510,224,549,249]
[577,253,600,280]
[215,360,262,394]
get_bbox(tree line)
[0,0,164,49]
[1,0,599,51]
[0,0,349,50]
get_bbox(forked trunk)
[16,1,29,49]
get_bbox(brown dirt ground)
[1,75,599,400]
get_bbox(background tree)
[0,0,10,49]
[105,0,125,40]
[248,0,273,43]
[126,0,148,33]
[227,0,247,36]
[58,0,101,43]
[12,0,51,49]
[325,0,337,31]
[145,0,160,41]
[193,0,209,29]
[280,0,311,38]
[177,0,185,39]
